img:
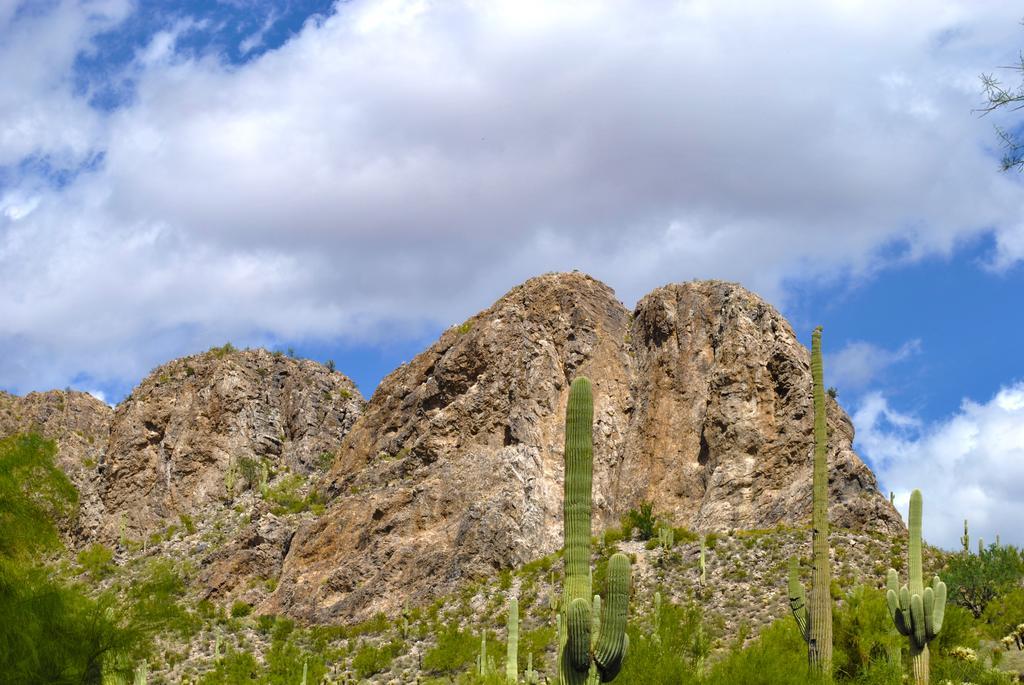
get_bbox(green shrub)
[705,618,828,685]
[615,599,709,684]
[209,342,237,358]
[230,601,252,618]
[77,542,115,581]
[198,648,259,684]
[0,434,77,559]
[830,585,902,681]
[178,513,196,534]
[621,501,657,541]
[130,558,199,638]
[264,474,321,515]
[0,435,147,681]
[943,545,1024,618]
[981,586,1024,639]
[423,622,479,674]
[352,642,399,679]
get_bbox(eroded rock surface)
[99,348,364,539]
[270,273,902,623]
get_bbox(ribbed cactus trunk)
[809,327,833,675]
[559,377,630,685]
[908,497,928,683]
[789,327,832,679]
[563,377,593,621]
[507,596,519,683]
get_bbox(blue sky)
[3,0,1024,548]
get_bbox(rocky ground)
[82,518,946,684]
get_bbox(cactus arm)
[788,557,809,641]
[566,598,592,672]
[593,553,630,681]
[910,593,926,648]
[928,577,946,638]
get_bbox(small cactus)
[698,536,707,587]
[478,631,490,675]
[658,526,674,550]
[507,596,519,683]
[259,460,270,498]
[133,662,147,685]
[525,653,540,684]
[224,458,238,500]
[652,592,662,646]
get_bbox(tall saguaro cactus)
[560,377,631,685]
[886,489,946,685]
[961,519,970,556]
[788,326,833,677]
[507,596,519,683]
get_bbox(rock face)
[99,348,364,538]
[0,390,113,539]
[270,273,903,623]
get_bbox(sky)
[3,0,1024,549]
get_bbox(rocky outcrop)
[99,347,364,539]
[270,273,903,623]
[619,282,896,533]
[0,389,113,540]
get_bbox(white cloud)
[855,383,1024,550]
[829,339,922,390]
[84,388,112,406]
[3,0,1024,393]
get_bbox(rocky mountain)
[0,273,902,626]
[267,272,902,624]
[99,347,364,540]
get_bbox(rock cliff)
[268,273,902,623]
[99,347,364,539]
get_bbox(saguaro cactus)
[507,596,519,683]
[698,536,707,587]
[788,326,832,677]
[478,631,489,675]
[658,527,674,550]
[525,653,540,684]
[559,377,631,685]
[886,489,946,685]
[961,519,970,556]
